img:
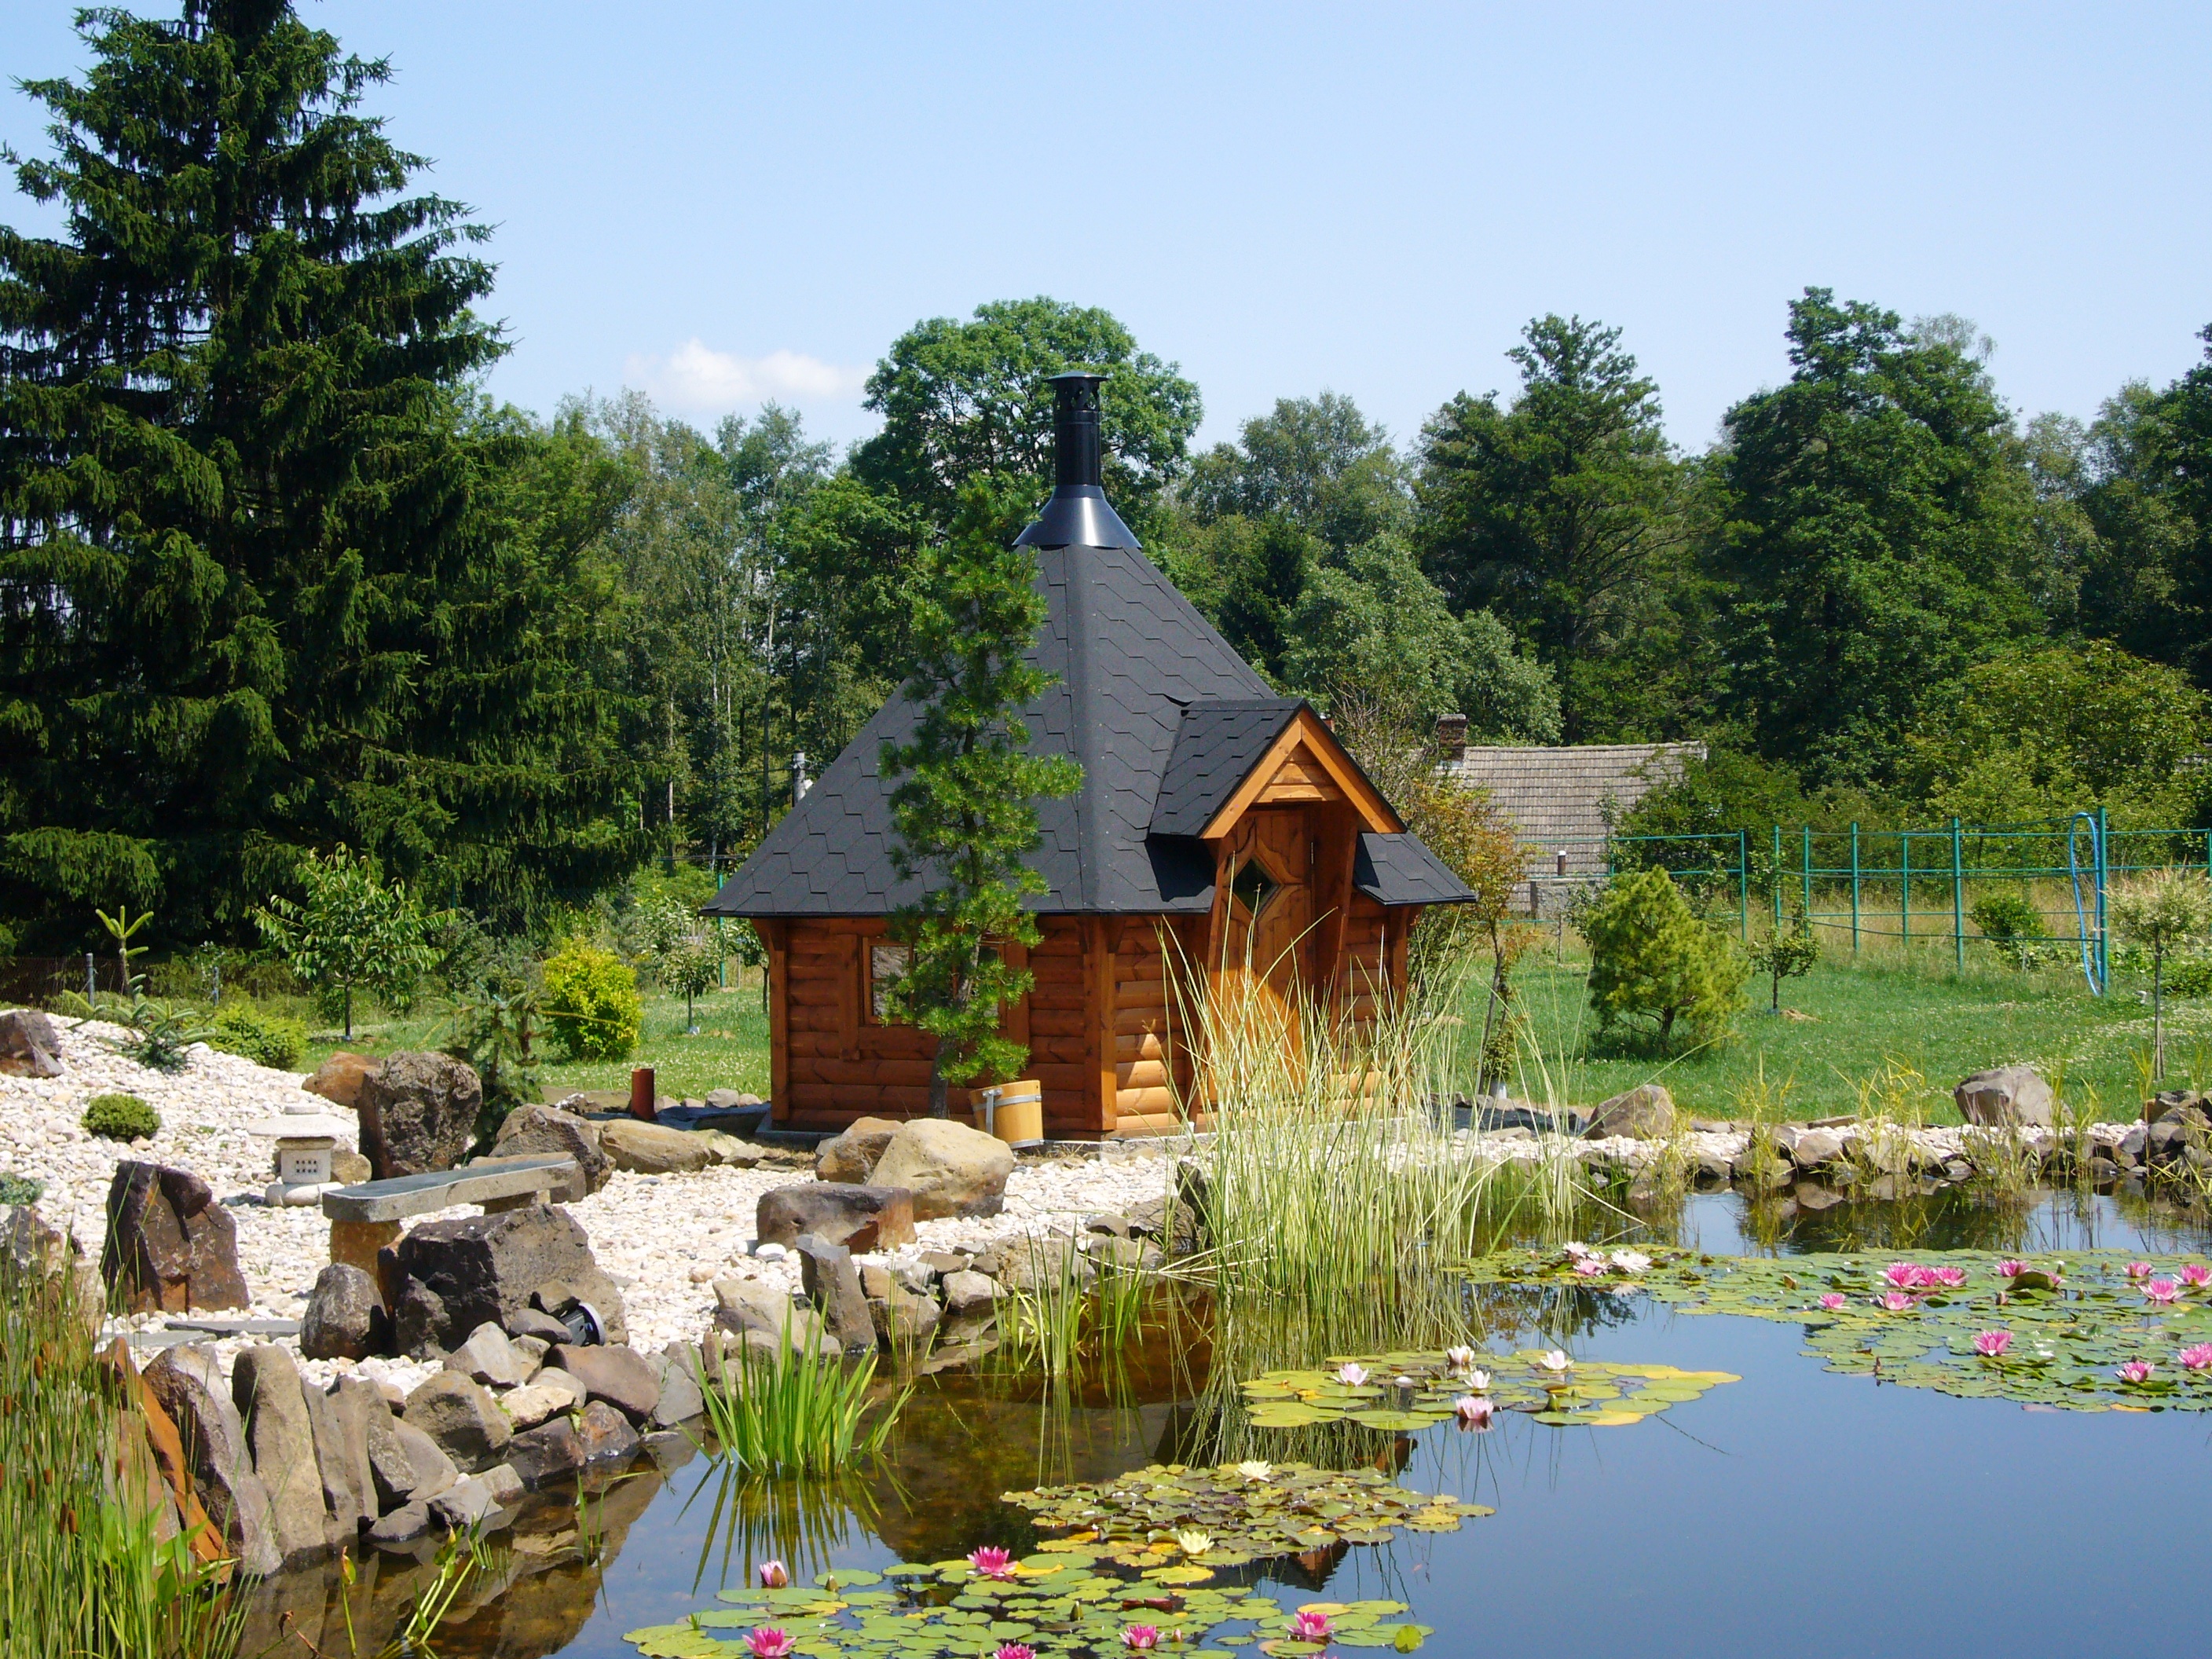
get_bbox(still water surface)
[260,1192,2212,1659]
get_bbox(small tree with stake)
[1749,906,1820,1015]
[2111,870,2212,1083]
[879,485,1082,1118]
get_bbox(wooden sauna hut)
[701,372,1474,1139]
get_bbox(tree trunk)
[343,982,353,1041]
[928,1038,950,1119]
[2154,948,2166,1082]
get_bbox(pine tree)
[0,2,642,946]
[879,485,1082,1117]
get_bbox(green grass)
[297,976,771,1102]
[1495,944,2201,1123]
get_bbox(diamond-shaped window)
[1229,859,1279,918]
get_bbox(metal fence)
[1518,810,2212,995]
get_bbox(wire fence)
[1518,810,2212,994]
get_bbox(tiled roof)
[1148,700,1304,837]
[1437,742,1705,877]
[1354,833,1477,906]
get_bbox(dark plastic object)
[555,1300,606,1346]
[1013,372,1141,552]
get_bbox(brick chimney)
[1434,712,1468,757]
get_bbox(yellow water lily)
[1174,1529,1213,1557]
[1233,1460,1273,1482]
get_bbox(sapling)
[1748,906,1820,1014]
[2110,870,2212,1082]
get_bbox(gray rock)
[869,1119,1014,1220]
[141,1345,280,1575]
[492,1104,613,1198]
[403,1372,513,1473]
[357,1050,483,1179]
[504,1306,572,1345]
[648,1342,705,1427]
[1084,1213,1132,1238]
[369,1418,459,1511]
[1954,1065,2055,1128]
[814,1116,902,1183]
[445,1321,528,1389]
[575,1399,640,1463]
[332,1148,373,1185]
[101,1163,250,1314]
[1778,1126,1847,1170]
[598,1118,716,1175]
[1793,1181,1847,1211]
[939,1269,1003,1315]
[478,1462,525,1509]
[871,1282,942,1349]
[995,1238,1095,1294]
[496,1381,579,1432]
[794,1233,875,1353]
[2121,1122,2149,1164]
[231,1344,331,1567]
[1583,1084,1678,1141]
[755,1184,917,1251]
[428,1474,513,1532]
[366,1500,431,1547]
[0,1008,64,1078]
[309,1376,378,1537]
[543,1342,661,1423]
[504,1417,587,1486]
[303,1051,379,1110]
[704,1088,763,1111]
[391,1203,627,1357]
[301,1262,385,1361]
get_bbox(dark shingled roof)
[1354,833,1477,906]
[703,472,1471,921]
[1147,699,1304,837]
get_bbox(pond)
[247,1189,2212,1659]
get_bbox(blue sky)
[4,2,2208,456]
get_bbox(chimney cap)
[1013,371,1140,551]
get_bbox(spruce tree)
[0,3,640,946]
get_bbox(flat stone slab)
[167,1317,303,1337]
[320,1155,578,1224]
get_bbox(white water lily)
[1536,1350,1572,1375]
[1445,1345,1478,1371]
[1234,1460,1273,1483]
[1335,1362,1371,1386]
[1611,1250,1652,1274]
[1174,1529,1213,1558]
[1464,1368,1492,1392]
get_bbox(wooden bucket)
[973,1079,1045,1148]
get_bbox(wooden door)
[1219,808,1313,1010]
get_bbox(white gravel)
[1,1014,1174,1391]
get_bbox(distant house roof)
[1437,742,1705,878]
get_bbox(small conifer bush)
[1584,868,1749,1048]
[207,1003,308,1071]
[82,1093,160,1141]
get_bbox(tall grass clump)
[697,1328,908,1476]
[0,1256,246,1659]
[995,1235,1154,1380]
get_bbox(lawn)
[1487,945,2203,1125]
[298,972,771,1104]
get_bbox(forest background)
[6,5,2212,959]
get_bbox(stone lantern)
[248,1101,357,1206]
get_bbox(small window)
[869,943,910,1022]
[1229,859,1279,919]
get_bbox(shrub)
[82,1093,159,1141]
[0,1172,43,1206]
[206,1002,308,1071]
[541,940,641,1060]
[1584,867,1749,1047]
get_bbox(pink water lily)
[1996,1259,2028,1279]
[1818,1293,1847,1311]
[995,1646,1038,1659]
[967,1546,1016,1580]
[1573,1257,1607,1276]
[2118,1361,2157,1385]
[1289,1610,1335,1641]
[1120,1626,1162,1651]
[2179,1343,2212,1372]
[1334,1362,1370,1386]
[745,1629,795,1659]
[2184,1265,2212,1289]
[1925,1265,1967,1289]
[1972,1330,2012,1358]
[2144,1277,2183,1306]
[1877,1291,1917,1313]
[1452,1394,1496,1427]
[1881,1262,1924,1290]
[2126,1261,2154,1280]
[756,1559,788,1588]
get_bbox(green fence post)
[1950,815,1965,975]
[1771,824,1783,933]
[1850,821,1861,954]
[2097,805,2110,990]
[1901,830,1910,954]
[1802,825,1813,928]
[1738,830,1749,940]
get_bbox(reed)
[994,1235,1155,1380]
[696,1325,908,1477]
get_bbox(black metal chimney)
[1014,370,1141,551]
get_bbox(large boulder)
[598,1118,717,1175]
[301,1262,386,1361]
[303,1051,379,1110]
[493,1104,612,1197]
[402,1372,513,1473]
[0,1009,64,1078]
[815,1116,902,1184]
[231,1344,331,1567]
[101,1163,250,1313]
[711,1276,836,1354]
[869,1119,1015,1220]
[368,1417,458,1512]
[1955,1066,2055,1128]
[141,1345,280,1576]
[504,1417,588,1486]
[794,1234,875,1353]
[543,1342,661,1423]
[1582,1084,1678,1141]
[756,1184,916,1251]
[390,1204,626,1357]
[357,1051,482,1179]
[306,1375,378,1537]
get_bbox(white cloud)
[624,339,869,413]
